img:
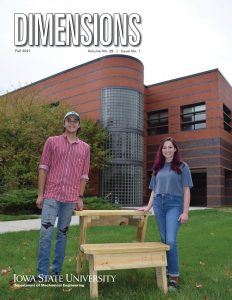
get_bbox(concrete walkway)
[0,207,207,234]
[0,216,80,234]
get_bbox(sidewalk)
[0,216,80,234]
[0,207,207,234]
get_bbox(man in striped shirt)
[36,111,90,280]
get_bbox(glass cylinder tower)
[100,87,144,206]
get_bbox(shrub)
[0,189,39,214]
[0,189,120,214]
[83,197,120,210]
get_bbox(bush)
[83,197,120,210]
[0,189,39,214]
[0,189,120,215]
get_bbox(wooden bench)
[75,210,150,273]
[80,242,170,298]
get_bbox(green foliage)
[0,89,108,192]
[0,189,119,214]
[0,188,39,214]
[79,120,109,170]
[83,196,120,210]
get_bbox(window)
[223,104,232,133]
[147,109,168,135]
[101,88,144,131]
[181,102,206,131]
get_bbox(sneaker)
[168,279,179,291]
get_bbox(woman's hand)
[138,191,154,213]
[137,206,150,213]
[178,212,188,224]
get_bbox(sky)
[1,0,232,95]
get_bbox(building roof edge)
[144,68,231,88]
[6,54,144,95]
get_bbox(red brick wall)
[145,69,232,207]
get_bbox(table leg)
[137,215,148,242]
[76,216,88,273]
[89,255,98,298]
[156,266,168,293]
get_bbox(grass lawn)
[0,209,231,300]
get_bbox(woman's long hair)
[153,137,183,175]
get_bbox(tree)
[0,89,109,192]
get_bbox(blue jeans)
[38,199,75,276]
[153,194,183,277]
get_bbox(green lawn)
[0,209,231,300]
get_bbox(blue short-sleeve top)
[149,162,193,196]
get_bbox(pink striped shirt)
[39,135,90,203]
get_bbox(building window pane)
[147,109,168,136]
[195,113,206,121]
[223,104,232,134]
[181,102,206,131]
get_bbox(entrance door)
[191,172,207,206]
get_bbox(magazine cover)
[1,0,232,299]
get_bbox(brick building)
[12,55,232,207]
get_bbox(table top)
[80,242,169,254]
[74,209,151,217]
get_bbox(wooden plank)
[74,210,151,217]
[80,242,170,255]
[76,216,89,273]
[89,216,130,226]
[128,217,142,226]
[89,255,98,298]
[85,215,144,227]
[137,215,148,242]
[92,252,167,271]
[156,266,168,293]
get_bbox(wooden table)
[74,210,151,273]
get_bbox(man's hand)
[36,196,44,209]
[75,198,84,211]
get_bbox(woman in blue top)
[140,137,193,290]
